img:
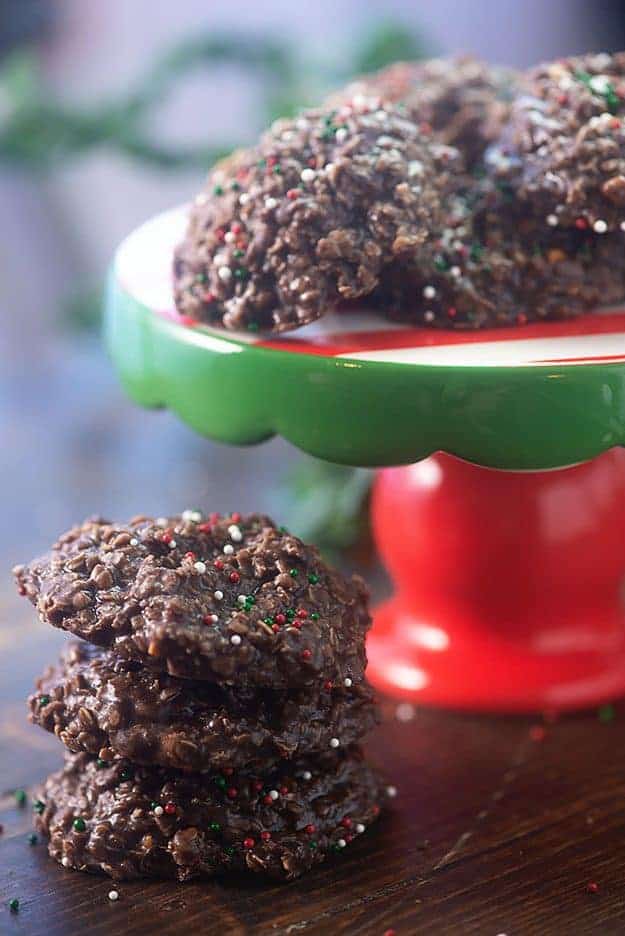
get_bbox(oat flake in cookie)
[30,642,378,772]
[14,512,371,687]
[34,750,387,882]
[173,102,460,332]
[488,52,625,232]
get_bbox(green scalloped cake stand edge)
[105,275,625,471]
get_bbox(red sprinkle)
[530,725,546,742]
[243,837,255,849]
[267,156,278,168]
[184,551,196,561]
[209,512,220,523]
[384,930,397,936]
[198,523,212,534]
[297,609,308,619]
[271,624,281,633]
[261,831,272,842]
[223,768,234,777]
[214,559,224,570]
[279,786,289,796]
[447,307,457,319]
[227,787,238,799]
[587,882,599,894]
[263,795,273,805]
[215,228,226,242]
[575,217,588,230]
[202,292,216,304]
[252,780,263,792]
[231,512,241,522]
[229,571,240,584]
[203,615,216,626]
[516,312,528,326]
[304,824,316,835]
[164,802,177,815]
[301,649,312,661]
[275,613,286,626]
[286,189,300,200]
[323,680,334,691]
[341,817,352,829]
[161,531,173,544]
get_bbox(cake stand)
[105,207,625,712]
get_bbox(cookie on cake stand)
[105,205,625,712]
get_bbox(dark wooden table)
[3,339,625,934]
[3,591,625,936]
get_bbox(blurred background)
[3,0,625,691]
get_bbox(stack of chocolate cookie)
[13,512,390,882]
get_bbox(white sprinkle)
[335,127,348,143]
[214,590,224,601]
[129,538,139,547]
[329,737,340,749]
[352,93,367,110]
[62,856,71,867]
[194,561,207,574]
[344,677,353,688]
[228,524,243,542]
[230,634,242,646]
[296,117,310,131]
[450,265,462,279]
[300,168,316,183]
[396,702,416,723]
[375,110,388,121]
[282,130,295,142]
[238,594,248,605]
[224,231,236,244]
[108,890,119,902]
[208,614,218,624]
[546,213,559,227]
[337,838,347,848]
[323,162,335,175]
[593,219,608,233]
[424,310,435,323]
[268,789,279,801]
[355,823,365,834]
[386,785,398,798]
[239,193,250,206]
[154,805,164,816]
[590,74,611,95]
[156,518,168,528]
[168,540,177,549]
[301,771,312,781]
[223,544,234,555]
[620,221,625,232]
[218,266,232,282]
[265,197,278,210]
[182,509,202,522]
[423,285,436,299]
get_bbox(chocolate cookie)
[173,101,460,332]
[328,56,517,167]
[29,642,378,772]
[379,190,625,328]
[14,512,371,688]
[34,750,389,882]
[487,53,625,232]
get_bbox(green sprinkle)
[213,185,224,196]
[209,822,221,832]
[433,255,448,272]
[309,840,318,849]
[469,244,484,262]
[33,799,45,815]
[96,758,107,769]
[194,273,207,284]
[289,569,299,578]
[15,790,26,808]
[225,846,235,856]
[120,768,133,782]
[311,612,320,621]
[264,616,274,625]
[257,158,267,168]
[273,165,282,175]
[234,268,248,280]
[150,801,160,810]
[72,817,86,832]
[215,777,227,789]
[308,574,319,585]
[599,704,615,723]
[9,899,19,913]
[230,181,241,191]
[28,833,37,846]
[286,609,295,621]
[39,694,50,707]
[279,526,288,533]
[233,249,244,258]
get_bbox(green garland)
[0,22,426,169]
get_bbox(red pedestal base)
[367,449,625,712]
